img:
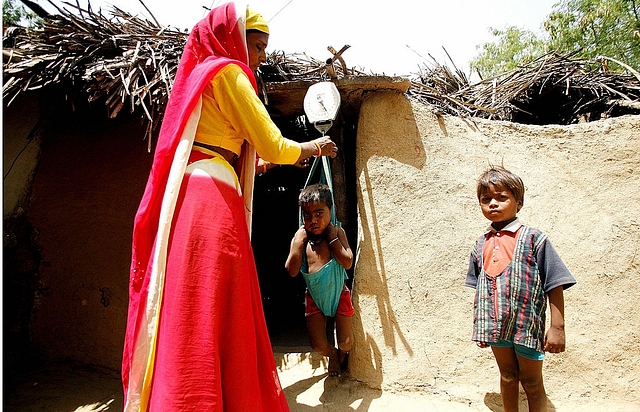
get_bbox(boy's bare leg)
[335,314,353,372]
[491,346,520,412]
[307,313,340,376]
[517,355,547,412]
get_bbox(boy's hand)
[324,222,339,241]
[292,226,308,247]
[476,342,489,348]
[546,286,566,353]
[285,226,308,277]
[544,325,566,353]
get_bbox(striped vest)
[472,226,548,352]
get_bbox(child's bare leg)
[306,313,340,376]
[335,314,353,371]
[517,356,547,412]
[491,346,520,412]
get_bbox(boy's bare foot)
[338,350,349,374]
[328,349,341,377]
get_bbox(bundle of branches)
[409,50,640,124]
[261,46,368,82]
[4,1,638,135]
[2,1,366,144]
[3,0,188,144]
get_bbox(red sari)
[122,3,289,411]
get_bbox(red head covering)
[132,2,257,276]
[123,1,258,399]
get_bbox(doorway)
[252,159,310,350]
[250,116,318,350]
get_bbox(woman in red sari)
[121,3,337,410]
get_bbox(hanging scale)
[303,81,341,136]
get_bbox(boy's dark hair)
[299,183,333,209]
[476,166,525,205]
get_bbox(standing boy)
[285,183,354,377]
[466,166,576,412]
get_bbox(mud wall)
[350,91,640,404]
[23,105,151,370]
[3,94,41,219]
[3,94,44,372]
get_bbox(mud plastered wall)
[26,111,151,370]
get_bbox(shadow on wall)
[350,92,426,387]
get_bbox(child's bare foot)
[328,349,341,377]
[338,350,349,374]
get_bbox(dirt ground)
[4,352,640,411]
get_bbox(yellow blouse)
[194,64,301,165]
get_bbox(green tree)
[3,0,39,27]
[545,0,640,67]
[471,0,640,77]
[471,26,547,79]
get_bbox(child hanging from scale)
[466,166,576,412]
[285,183,354,377]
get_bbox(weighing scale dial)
[303,81,341,128]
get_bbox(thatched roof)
[3,0,640,141]
[410,50,640,124]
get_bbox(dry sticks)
[3,1,186,143]
[408,50,640,123]
[2,2,365,143]
[3,1,639,140]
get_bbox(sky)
[37,0,559,77]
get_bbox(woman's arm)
[214,65,337,164]
[256,139,338,174]
[297,136,337,163]
[255,158,278,174]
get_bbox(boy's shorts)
[489,339,545,360]
[305,285,355,317]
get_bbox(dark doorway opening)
[251,115,317,351]
[252,157,310,350]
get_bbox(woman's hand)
[314,136,338,158]
[296,137,338,166]
[294,157,312,168]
